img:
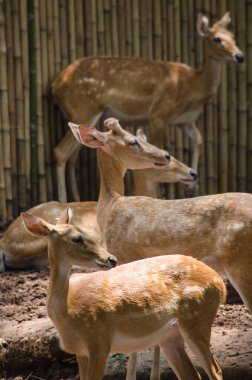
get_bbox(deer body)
[53,12,243,201]
[22,210,226,380]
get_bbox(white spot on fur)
[183,286,203,296]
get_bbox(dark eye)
[71,235,84,244]
[129,139,139,146]
[213,37,222,44]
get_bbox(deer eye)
[129,139,140,146]
[71,235,84,244]
[213,36,222,44]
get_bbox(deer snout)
[234,53,244,63]
[189,169,198,181]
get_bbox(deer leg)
[54,130,81,202]
[77,355,89,380]
[126,352,137,380]
[150,345,160,380]
[68,144,82,201]
[160,327,201,380]
[179,311,222,380]
[183,122,203,172]
[86,349,109,380]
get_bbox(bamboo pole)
[13,0,27,212]
[111,0,119,55]
[97,0,105,55]
[146,0,153,59]
[153,0,161,60]
[237,1,247,192]
[132,0,140,57]
[227,0,238,192]
[161,0,167,61]
[247,0,252,193]
[118,0,126,56]
[4,0,17,218]
[125,0,132,56]
[0,0,7,223]
[67,0,76,62]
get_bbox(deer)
[0,140,196,272]
[70,117,252,377]
[52,11,244,202]
[22,207,226,380]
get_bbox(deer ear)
[21,213,52,237]
[56,207,73,225]
[68,122,105,148]
[219,12,231,28]
[136,128,147,142]
[197,14,209,37]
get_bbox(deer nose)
[234,53,244,63]
[189,169,198,181]
[1,340,8,349]
[108,255,117,267]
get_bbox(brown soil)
[0,267,252,380]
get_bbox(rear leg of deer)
[179,317,222,380]
[160,327,201,380]
[224,259,252,314]
[183,122,203,172]
[54,130,81,202]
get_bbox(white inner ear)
[197,15,209,37]
[67,207,73,222]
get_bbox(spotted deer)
[22,208,226,380]
[52,12,243,202]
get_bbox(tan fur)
[0,144,194,271]
[52,12,243,202]
[22,211,226,380]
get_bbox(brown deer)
[0,140,196,272]
[70,117,252,379]
[52,11,243,202]
[22,208,226,380]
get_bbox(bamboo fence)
[0,0,251,225]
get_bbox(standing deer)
[52,11,243,202]
[0,141,196,272]
[70,117,252,379]
[22,208,226,380]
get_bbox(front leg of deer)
[77,355,89,380]
[126,352,137,380]
[150,345,160,380]
[86,346,109,380]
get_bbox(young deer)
[0,142,196,272]
[52,11,243,202]
[22,208,226,380]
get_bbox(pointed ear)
[197,14,209,37]
[56,207,73,225]
[21,213,52,237]
[219,12,231,28]
[68,122,105,148]
[136,128,147,142]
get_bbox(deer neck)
[198,44,222,98]
[97,149,126,231]
[47,242,71,315]
[133,170,158,198]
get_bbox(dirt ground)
[0,265,252,380]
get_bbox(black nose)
[2,340,8,349]
[190,169,198,181]
[235,54,244,63]
[108,255,117,267]
[165,152,170,162]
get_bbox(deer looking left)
[22,207,225,380]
